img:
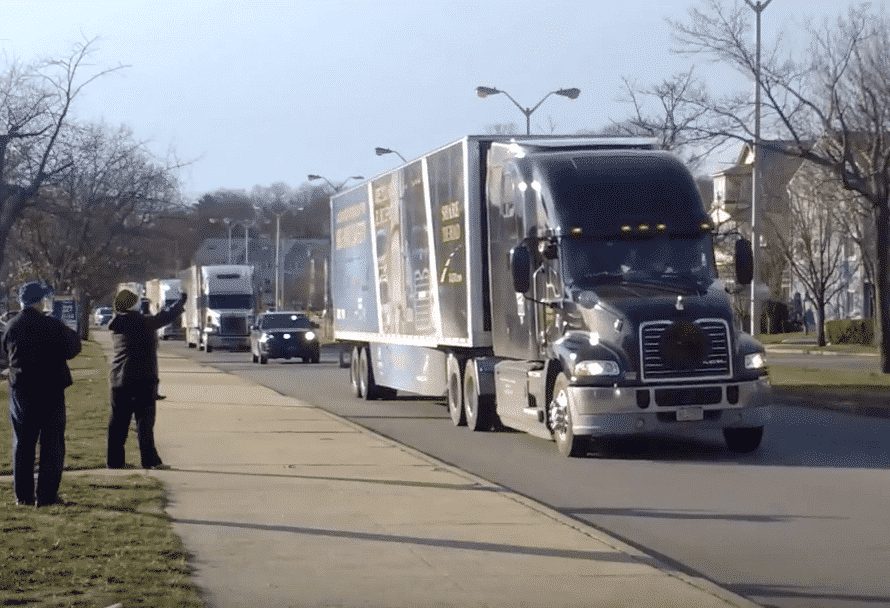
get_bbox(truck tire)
[463,364,495,432]
[350,346,363,398]
[205,342,213,353]
[359,347,379,400]
[251,351,258,363]
[723,426,764,453]
[259,354,268,364]
[549,373,587,457]
[338,346,352,369]
[446,355,466,427]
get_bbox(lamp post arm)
[497,89,531,118]
[527,91,558,116]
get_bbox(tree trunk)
[816,302,827,347]
[875,203,890,373]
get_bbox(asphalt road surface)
[164,341,890,608]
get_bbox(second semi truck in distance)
[330,135,771,457]
[179,264,255,352]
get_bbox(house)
[713,140,874,323]
[711,141,804,301]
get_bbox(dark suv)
[250,312,320,364]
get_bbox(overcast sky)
[1,0,871,197]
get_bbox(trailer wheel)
[446,355,466,427]
[463,364,495,432]
[549,373,587,457]
[359,347,378,400]
[723,426,764,453]
[338,346,351,369]
[350,346,363,398]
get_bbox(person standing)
[107,288,186,469]
[0,282,81,506]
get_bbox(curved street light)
[374,147,407,163]
[475,85,581,135]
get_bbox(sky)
[1,0,873,198]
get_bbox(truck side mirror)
[510,244,531,293]
[735,238,754,286]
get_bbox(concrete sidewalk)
[94,331,757,608]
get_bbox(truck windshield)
[560,235,716,290]
[208,294,253,309]
[260,314,312,329]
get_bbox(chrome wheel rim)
[549,388,570,440]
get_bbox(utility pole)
[745,0,772,336]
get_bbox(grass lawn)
[1,339,204,607]
[0,474,203,607]
[769,364,890,388]
[759,331,879,355]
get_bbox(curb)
[765,346,879,357]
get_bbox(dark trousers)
[9,387,66,505]
[107,383,162,468]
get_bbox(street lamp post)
[375,147,408,163]
[745,0,772,336]
[475,85,581,135]
[307,174,365,192]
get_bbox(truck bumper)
[568,378,771,437]
[207,335,250,350]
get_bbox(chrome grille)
[640,319,731,382]
[219,315,249,336]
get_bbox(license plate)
[676,406,704,421]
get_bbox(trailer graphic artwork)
[332,186,379,332]
[371,161,433,336]
[427,143,468,339]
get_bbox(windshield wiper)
[623,271,708,294]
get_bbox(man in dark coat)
[107,288,186,469]
[0,282,81,506]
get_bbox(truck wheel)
[311,347,321,364]
[447,355,466,427]
[259,354,268,364]
[723,427,764,453]
[338,347,351,369]
[549,373,587,457]
[359,347,379,400]
[205,342,213,353]
[463,365,495,431]
[350,346,363,398]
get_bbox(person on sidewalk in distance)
[0,282,81,507]
[107,287,186,470]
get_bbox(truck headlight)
[305,331,316,341]
[574,360,621,377]
[745,352,766,370]
[259,332,272,343]
[203,326,217,334]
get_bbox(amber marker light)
[638,224,650,232]
[620,225,632,233]
[571,227,583,236]
[656,223,667,231]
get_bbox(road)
[767,350,881,372]
[163,341,890,608]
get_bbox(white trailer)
[146,278,184,339]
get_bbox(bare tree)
[0,39,123,274]
[650,2,890,371]
[610,70,726,171]
[5,123,182,317]
[771,164,849,346]
[484,122,520,135]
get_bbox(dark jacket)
[0,307,82,390]
[109,300,184,389]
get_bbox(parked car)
[93,306,113,326]
[250,311,320,364]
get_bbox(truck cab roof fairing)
[526,150,709,238]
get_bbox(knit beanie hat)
[18,281,52,307]
[114,289,139,312]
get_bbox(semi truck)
[178,264,255,352]
[330,135,771,457]
[146,278,184,340]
